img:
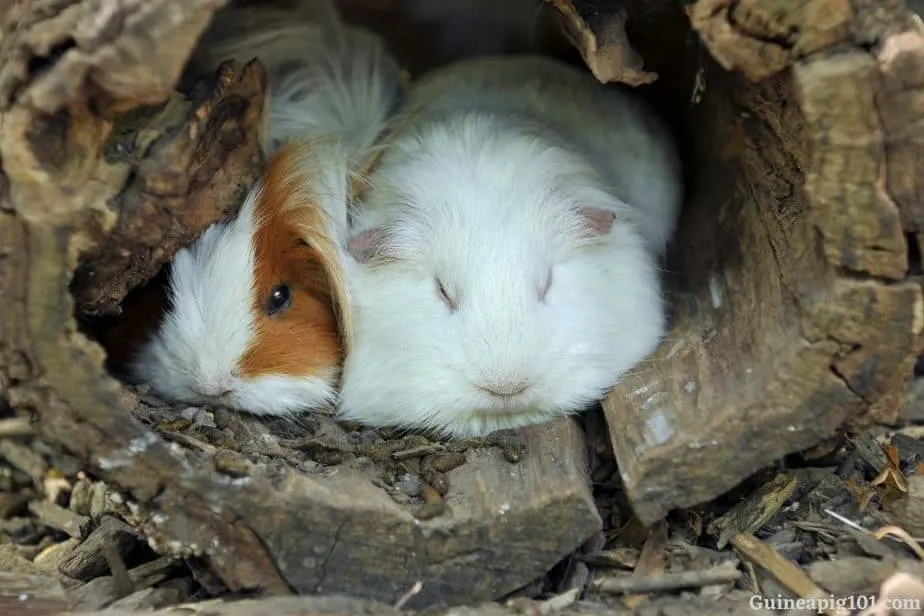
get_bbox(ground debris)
[709,473,799,549]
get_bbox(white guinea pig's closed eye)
[435,277,456,311]
[538,268,553,302]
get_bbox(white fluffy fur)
[130,186,339,414]
[191,3,401,162]
[129,8,401,415]
[337,55,683,437]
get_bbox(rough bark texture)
[2,0,923,610]
[0,1,600,608]
[596,0,924,523]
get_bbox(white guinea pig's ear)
[576,206,617,238]
[347,227,390,263]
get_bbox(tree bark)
[584,0,924,523]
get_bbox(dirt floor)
[5,378,924,616]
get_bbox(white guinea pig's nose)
[479,376,529,397]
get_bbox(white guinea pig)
[126,9,401,415]
[336,54,683,437]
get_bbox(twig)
[826,508,924,550]
[102,543,134,600]
[393,581,422,610]
[0,416,33,437]
[824,508,868,533]
[154,429,217,454]
[27,501,90,539]
[872,525,924,560]
[0,440,46,485]
[127,557,180,586]
[729,533,828,603]
[710,473,799,549]
[536,588,580,614]
[593,563,740,595]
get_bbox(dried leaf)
[869,465,909,509]
[848,475,876,511]
[884,443,902,468]
[545,0,657,86]
[871,525,924,560]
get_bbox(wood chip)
[849,430,892,476]
[593,562,741,595]
[808,556,898,596]
[0,416,34,437]
[65,557,179,612]
[0,440,46,485]
[580,548,640,570]
[545,0,657,85]
[106,586,188,611]
[27,501,90,539]
[57,516,141,581]
[729,533,828,603]
[623,520,669,606]
[710,473,799,549]
[102,541,134,599]
[892,475,924,537]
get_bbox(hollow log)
[2,0,923,608]
[586,0,924,523]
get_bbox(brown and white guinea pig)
[124,4,402,415]
[126,139,351,414]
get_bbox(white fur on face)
[129,186,337,416]
[337,114,668,437]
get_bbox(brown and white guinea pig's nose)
[196,378,233,399]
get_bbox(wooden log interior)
[588,0,924,523]
[2,0,923,609]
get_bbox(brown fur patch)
[238,142,346,379]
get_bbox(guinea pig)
[126,9,401,415]
[189,1,403,160]
[127,138,353,414]
[336,54,683,437]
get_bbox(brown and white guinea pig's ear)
[237,142,352,381]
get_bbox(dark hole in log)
[25,37,76,82]
[907,231,922,275]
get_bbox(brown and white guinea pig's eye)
[436,277,457,312]
[266,284,293,316]
[538,267,553,302]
